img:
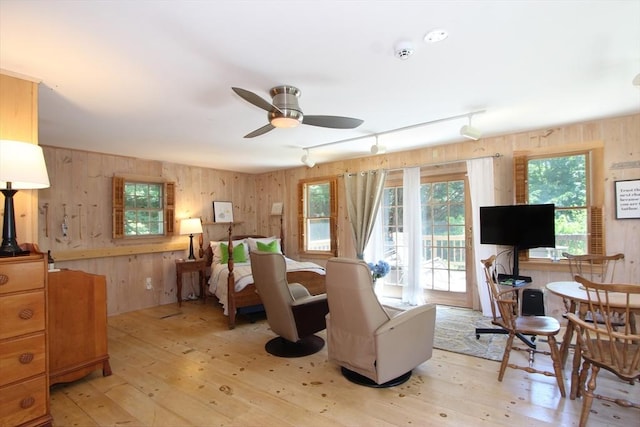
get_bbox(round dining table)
[546,280,640,399]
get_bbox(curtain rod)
[386,153,502,172]
[307,110,486,150]
[340,153,501,177]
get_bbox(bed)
[203,229,326,329]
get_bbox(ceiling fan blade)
[232,87,281,113]
[244,123,275,138]
[302,115,364,129]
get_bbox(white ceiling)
[1,0,639,174]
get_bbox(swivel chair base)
[341,367,412,388]
[265,335,324,357]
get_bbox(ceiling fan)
[232,85,364,138]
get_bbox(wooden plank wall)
[37,147,256,315]
[0,73,40,245]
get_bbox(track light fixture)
[301,149,315,168]
[460,114,482,140]
[303,110,486,158]
[370,136,386,154]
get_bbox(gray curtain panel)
[344,169,387,259]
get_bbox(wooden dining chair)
[562,252,631,328]
[567,276,640,427]
[481,256,566,397]
[562,252,624,284]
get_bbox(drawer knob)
[19,308,34,320]
[0,274,8,286]
[20,396,35,409]
[19,352,34,364]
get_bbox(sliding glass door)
[376,171,473,307]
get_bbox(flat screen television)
[480,203,556,281]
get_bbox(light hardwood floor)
[49,301,638,426]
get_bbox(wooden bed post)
[280,216,285,256]
[226,223,237,329]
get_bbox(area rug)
[433,305,506,362]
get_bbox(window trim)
[112,176,175,239]
[297,176,338,256]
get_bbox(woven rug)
[433,305,506,362]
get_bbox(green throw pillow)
[256,240,279,253]
[219,243,247,264]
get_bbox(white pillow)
[210,239,247,264]
[247,236,282,253]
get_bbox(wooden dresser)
[0,251,53,427]
[48,269,111,386]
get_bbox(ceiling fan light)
[460,124,482,141]
[271,116,301,128]
[269,108,303,128]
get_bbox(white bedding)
[207,257,325,315]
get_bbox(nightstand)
[175,259,207,306]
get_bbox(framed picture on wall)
[271,202,283,215]
[614,179,640,219]
[213,201,234,223]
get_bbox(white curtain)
[364,208,384,294]
[344,170,387,259]
[467,157,496,316]
[402,167,424,305]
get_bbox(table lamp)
[0,140,50,257]
[180,218,202,260]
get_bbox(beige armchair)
[249,251,329,357]
[325,257,437,387]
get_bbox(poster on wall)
[614,179,640,219]
[213,201,234,223]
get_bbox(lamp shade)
[0,140,50,189]
[179,218,202,235]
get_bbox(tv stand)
[497,273,532,284]
[476,251,537,349]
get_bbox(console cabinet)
[0,251,52,427]
[48,269,112,386]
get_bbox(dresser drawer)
[0,291,45,340]
[0,259,45,295]
[0,333,46,387]
[0,375,48,427]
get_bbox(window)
[112,176,175,238]
[298,177,337,255]
[515,148,604,258]
[382,185,403,285]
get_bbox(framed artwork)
[271,202,283,215]
[614,179,640,219]
[213,201,234,223]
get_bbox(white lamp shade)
[0,140,50,189]
[179,218,202,235]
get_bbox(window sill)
[521,258,571,273]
